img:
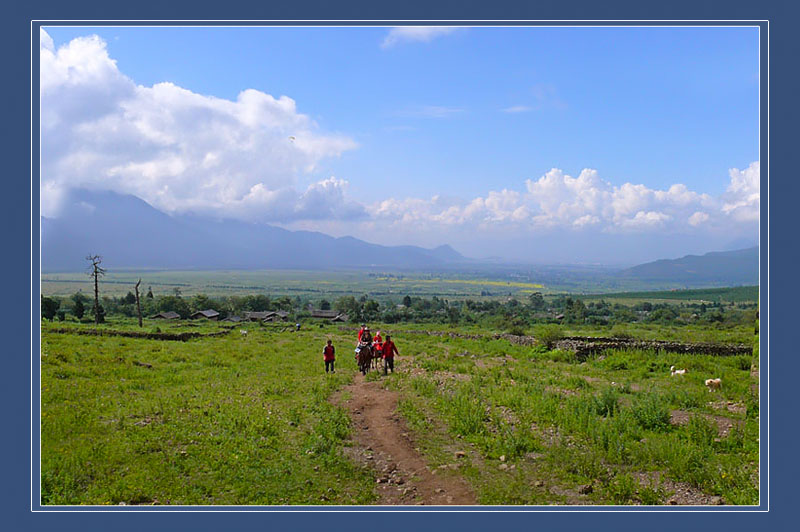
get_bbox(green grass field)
[40,318,759,506]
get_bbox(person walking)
[323,339,336,373]
[382,335,398,375]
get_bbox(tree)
[158,296,191,318]
[528,292,546,310]
[71,293,87,319]
[146,287,154,299]
[122,291,136,305]
[41,296,60,321]
[402,295,412,307]
[319,299,331,311]
[86,254,106,326]
[134,279,143,328]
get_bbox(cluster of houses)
[149,308,349,323]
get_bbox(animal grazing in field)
[705,378,722,391]
[240,329,248,337]
[670,365,687,376]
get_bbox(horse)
[356,343,373,375]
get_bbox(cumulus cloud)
[722,161,760,222]
[40,30,358,222]
[365,164,757,237]
[40,30,759,247]
[381,27,459,48]
[688,211,710,226]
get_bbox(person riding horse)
[356,327,374,374]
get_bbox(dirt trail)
[332,373,477,506]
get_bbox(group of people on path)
[322,323,398,375]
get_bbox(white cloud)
[363,164,757,237]
[688,211,710,226]
[381,27,459,48]
[40,30,358,221]
[40,31,759,249]
[722,161,760,222]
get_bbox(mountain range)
[41,189,759,287]
[41,189,466,272]
[619,246,759,285]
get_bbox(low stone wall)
[47,328,231,342]
[338,326,753,358]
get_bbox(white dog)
[670,365,687,376]
[704,378,722,391]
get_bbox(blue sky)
[40,26,760,264]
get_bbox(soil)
[670,409,743,437]
[332,372,477,506]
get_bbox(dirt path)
[332,373,477,506]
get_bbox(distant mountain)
[619,247,758,285]
[41,189,467,272]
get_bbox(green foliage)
[638,481,670,505]
[41,296,60,321]
[630,394,672,431]
[686,415,717,448]
[607,473,638,504]
[591,387,620,417]
[534,324,563,349]
[609,325,633,339]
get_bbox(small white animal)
[705,378,722,390]
[240,329,248,337]
[670,365,687,376]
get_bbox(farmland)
[39,313,759,506]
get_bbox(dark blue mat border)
[8,0,790,530]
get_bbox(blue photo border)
[8,0,795,530]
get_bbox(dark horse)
[356,343,373,375]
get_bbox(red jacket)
[323,345,335,361]
[382,340,398,359]
[357,328,365,342]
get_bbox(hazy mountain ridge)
[619,247,758,284]
[41,189,467,271]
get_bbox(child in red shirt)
[323,339,335,373]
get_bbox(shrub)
[507,324,527,337]
[534,324,563,349]
[686,415,717,448]
[638,481,670,505]
[735,356,753,371]
[630,394,671,431]
[592,387,620,417]
[607,473,638,504]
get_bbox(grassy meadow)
[40,316,759,506]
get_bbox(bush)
[607,473,638,504]
[592,387,620,417]
[686,415,717,448]
[507,324,527,337]
[630,394,671,431]
[735,356,753,371]
[534,324,563,349]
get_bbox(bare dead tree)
[86,254,106,328]
[135,278,143,328]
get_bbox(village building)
[191,309,220,320]
[150,311,180,320]
[243,311,274,321]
